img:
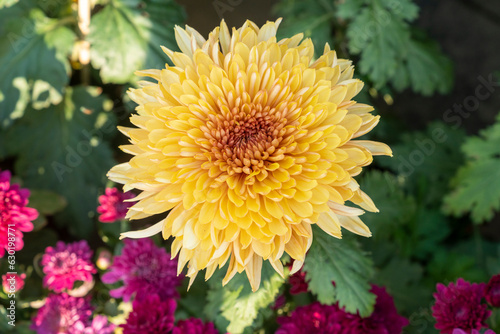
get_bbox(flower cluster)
[97,187,136,223]
[0,169,37,258]
[108,18,391,290]
[432,278,493,334]
[102,238,183,301]
[41,240,96,292]
[277,285,408,333]
[31,293,114,334]
[103,238,218,332]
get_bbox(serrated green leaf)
[403,37,453,95]
[444,159,500,223]
[88,0,185,83]
[4,86,116,237]
[28,189,67,215]
[444,114,500,223]
[344,0,452,95]
[304,227,375,317]
[205,263,284,333]
[0,8,75,127]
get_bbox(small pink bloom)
[97,187,135,223]
[2,272,26,294]
[0,169,38,258]
[41,241,96,292]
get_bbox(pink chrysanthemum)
[485,274,500,307]
[172,318,219,334]
[31,293,93,334]
[350,285,409,333]
[2,272,26,294]
[101,238,182,301]
[120,294,176,334]
[73,315,116,334]
[432,278,491,334]
[277,285,408,334]
[41,241,97,292]
[0,169,37,258]
[97,187,135,223]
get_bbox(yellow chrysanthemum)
[108,19,392,291]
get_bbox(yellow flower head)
[108,19,392,291]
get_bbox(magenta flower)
[276,302,347,333]
[350,285,409,333]
[172,318,219,334]
[102,238,182,301]
[432,278,491,334]
[73,315,116,334]
[453,329,496,334]
[277,285,408,334]
[0,169,37,258]
[485,274,500,307]
[289,268,309,295]
[2,272,26,294]
[97,187,135,223]
[31,293,93,334]
[120,294,176,334]
[41,241,97,292]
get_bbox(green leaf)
[357,171,416,240]
[4,86,116,237]
[0,7,75,127]
[413,209,450,260]
[274,0,334,56]
[378,122,466,207]
[344,0,452,95]
[303,227,375,317]
[88,0,185,84]
[403,37,453,95]
[374,257,429,314]
[444,113,500,223]
[444,159,500,223]
[28,189,67,215]
[336,0,364,19]
[205,263,284,333]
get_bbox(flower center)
[203,104,287,175]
